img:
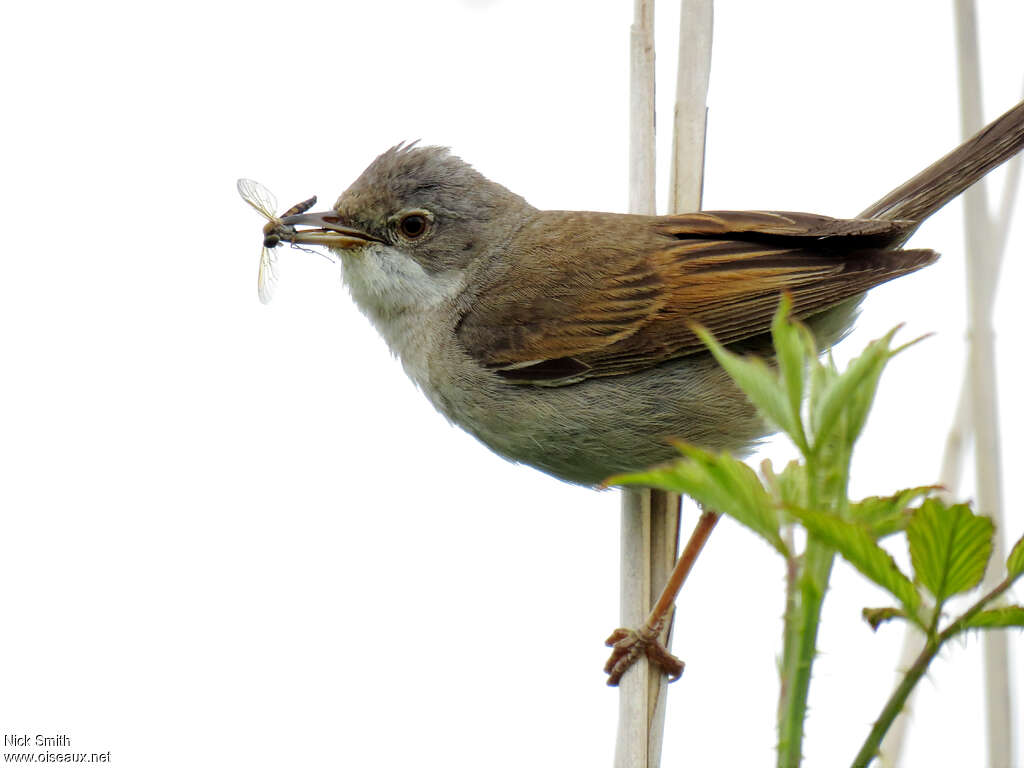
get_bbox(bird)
[270,100,1024,488]
[252,98,1024,684]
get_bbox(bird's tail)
[859,99,1024,223]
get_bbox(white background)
[2,1,1022,766]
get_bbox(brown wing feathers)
[454,100,1024,386]
[657,210,917,247]
[585,235,935,370]
[456,209,936,384]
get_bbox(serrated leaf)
[850,486,938,539]
[611,444,785,556]
[770,295,814,441]
[862,606,907,631]
[842,333,925,441]
[810,327,898,451]
[807,355,835,439]
[959,606,1024,630]
[762,459,808,513]
[907,500,993,605]
[694,325,808,452]
[1007,534,1024,579]
[790,508,920,617]
[842,350,890,442]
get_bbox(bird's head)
[280,144,532,317]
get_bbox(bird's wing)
[455,210,934,385]
[655,210,917,244]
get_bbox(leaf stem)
[850,575,1017,767]
[850,637,936,768]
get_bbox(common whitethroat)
[252,99,1024,488]
[242,101,1024,687]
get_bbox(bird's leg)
[604,509,720,686]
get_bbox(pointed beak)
[269,210,381,249]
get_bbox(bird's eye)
[398,213,428,239]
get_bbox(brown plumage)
[458,210,935,384]
[275,98,1024,484]
[450,99,1024,388]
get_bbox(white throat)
[337,243,464,388]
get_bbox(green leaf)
[810,327,899,451]
[610,444,786,556]
[807,354,835,438]
[789,508,920,617]
[841,351,890,444]
[694,325,808,453]
[862,606,907,631]
[1007,534,1024,579]
[771,295,815,439]
[850,486,938,539]
[761,459,808,514]
[907,500,993,605]
[959,606,1024,630]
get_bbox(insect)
[236,178,317,304]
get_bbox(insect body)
[237,178,317,304]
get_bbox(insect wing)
[257,245,279,304]
[239,178,283,303]
[237,178,279,221]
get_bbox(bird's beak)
[271,210,381,249]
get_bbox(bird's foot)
[603,621,684,686]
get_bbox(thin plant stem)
[777,546,800,724]
[777,438,849,767]
[615,2,712,767]
[614,0,659,763]
[953,3,1013,764]
[852,577,1017,768]
[777,539,835,768]
[851,639,937,768]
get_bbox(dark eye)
[399,214,428,239]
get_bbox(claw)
[603,623,685,686]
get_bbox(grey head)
[307,143,534,275]
[276,144,536,364]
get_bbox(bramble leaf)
[810,328,899,452]
[1007,533,1024,579]
[610,444,785,556]
[959,606,1024,630]
[850,486,938,539]
[807,353,835,439]
[790,508,919,618]
[762,459,808,514]
[907,500,993,605]
[771,295,815,443]
[694,325,808,453]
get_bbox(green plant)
[609,296,1024,768]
